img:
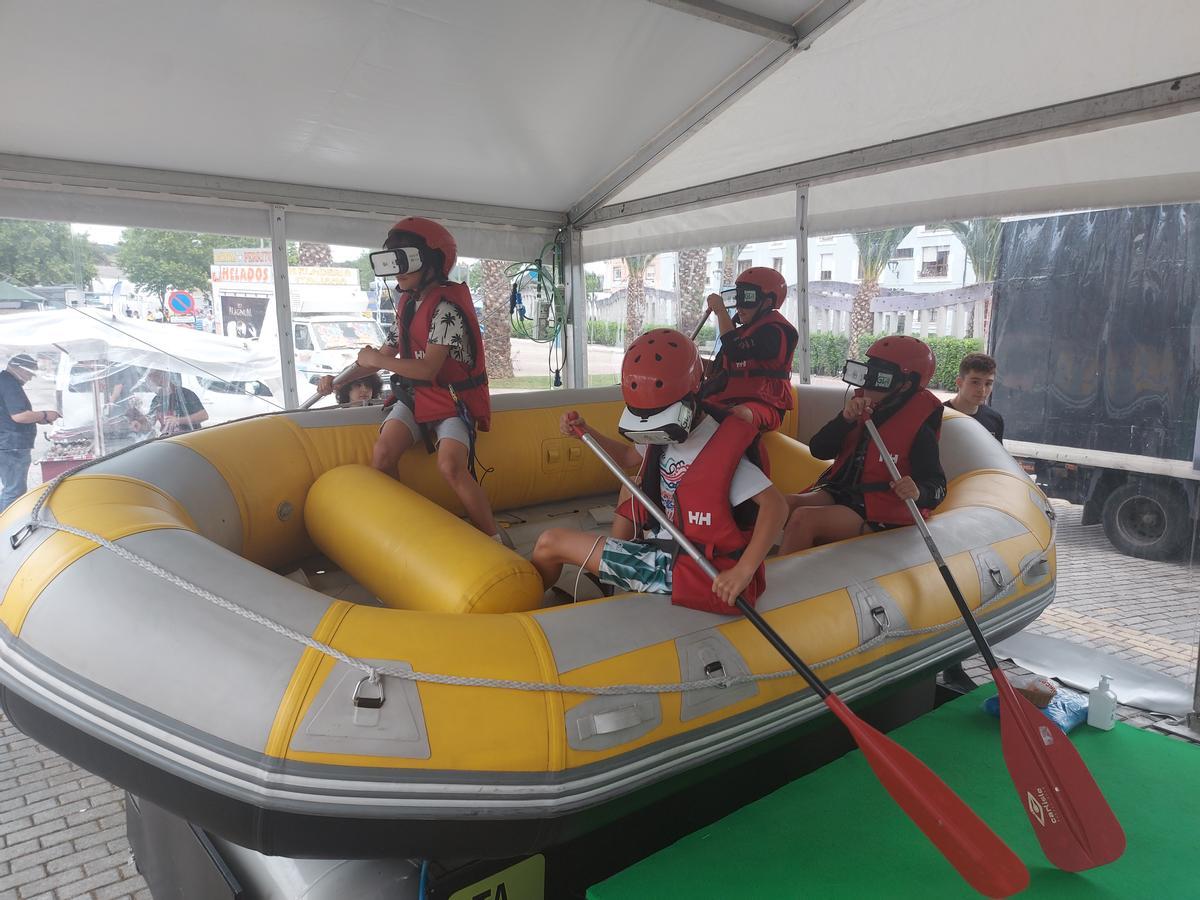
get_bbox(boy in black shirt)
[945,352,1003,441]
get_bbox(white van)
[53,358,278,453]
[292,316,386,387]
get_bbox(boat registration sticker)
[448,854,545,900]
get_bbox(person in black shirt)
[780,337,946,555]
[144,370,208,435]
[0,355,60,511]
[945,352,1003,441]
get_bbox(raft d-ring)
[703,660,727,685]
[9,524,34,550]
[988,566,1005,588]
[352,675,385,709]
[870,606,890,632]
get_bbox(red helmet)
[622,328,702,412]
[734,267,788,308]
[385,217,457,278]
[866,335,936,389]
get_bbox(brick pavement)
[0,500,1193,897]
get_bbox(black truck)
[990,203,1200,560]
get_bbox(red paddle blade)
[825,695,1029,898]
[993,670,1126,871]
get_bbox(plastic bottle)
[1086,675,1117,731]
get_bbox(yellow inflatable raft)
[0,384,1055,858]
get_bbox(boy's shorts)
[384,402,471,448]
[598,537,673,595]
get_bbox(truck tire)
[1101,481,1190,560]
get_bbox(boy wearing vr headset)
[701,267,799,432]
[322,217,502,542]
[779,335,946,555]
[532,328,788,614]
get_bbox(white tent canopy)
[3,0,1194,258]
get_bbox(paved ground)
[0,500,1194,897]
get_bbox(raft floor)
[588,684,1199,899]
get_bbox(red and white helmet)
[734,267,788,309]
[384,217,457,278]
[866,335,936,389]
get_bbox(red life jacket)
[628,414,766,615]
[396,282,491,431]
[823,389,943,525]
[706,309,799,414]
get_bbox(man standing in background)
[0,355,60,511]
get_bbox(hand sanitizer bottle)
[1087,675,1117,731]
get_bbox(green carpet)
[588,686,1199,899]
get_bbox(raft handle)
[703,660,727,684]
[871,606,890,632]
[352,675,385,709]
[987,566,1005,589]
[9,524,33,550]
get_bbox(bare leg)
[372,419,415,477]
[612,485,635,540]
[780,504,871,555]
[785,489,837,514]
[532,528,607,589]
[437,437,498,536]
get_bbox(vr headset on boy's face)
[369,247,424,277]
[733,284,765,309]
[617,399,695,445]
[841,357,904,392]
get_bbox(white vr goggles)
[841,358,901,391]
[370,247,424,277]
[617,400,695,445]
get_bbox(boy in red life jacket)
[320,217,503,542]
[700,267,799,433]
[531,329,788,614]
[779,336,946,555]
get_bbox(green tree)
[480,259,514,378]
[116,229,261,315]
[585,271,604,298]
[850,228,911,350]
[720,244,746,287]
[0,220,98,288]
[939,218,1002,339]
[676,248,709,336]
[622,254,658,348]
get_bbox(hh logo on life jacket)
[877,451,899,464]
[687,511,712,526]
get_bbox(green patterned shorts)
[598,537,674,595]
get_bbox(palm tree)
[676,248,709,336]
[297,242,333,267]
[623,254,658,348]
[479,259,514,378]
[850,228,911,352]
[941,218,1002,339]
[720,244,747,287]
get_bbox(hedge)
[584,321,715,346]
[802,331,981,389]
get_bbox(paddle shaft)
[300,363,364,410]
[862,420,999,670]
[689,307,713,342]
[577,426,831,699]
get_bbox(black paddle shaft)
[862,420,999,670]
[575,429,831,699]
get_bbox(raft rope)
[17,454,1057,697]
